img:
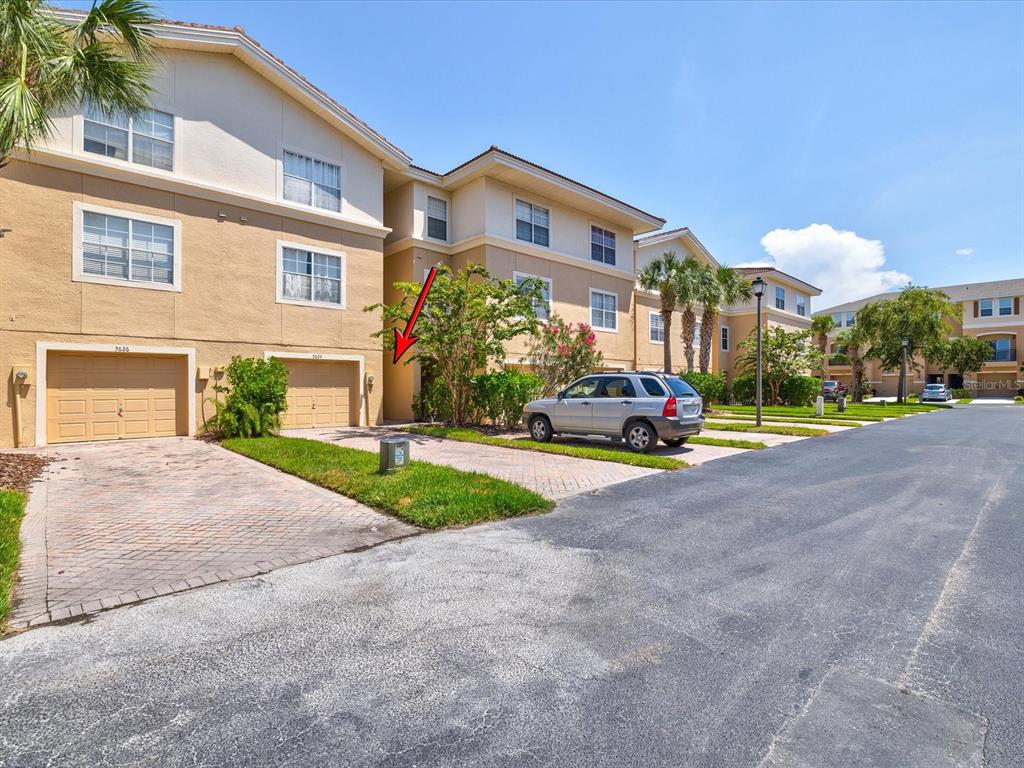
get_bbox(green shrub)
[781,375,822,406]
[412,377,453,423]
[470,370,543,430]
[206,356,289,438]
[679,371,726,408]
[951,388,972,399]
[729,372,765,405]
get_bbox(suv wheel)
[528,415,553,443]
[625,421,655,453]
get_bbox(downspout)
[12,380,23,448]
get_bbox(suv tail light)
[662,396,677,417]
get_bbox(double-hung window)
[590,289,617,331]
[515,200,550,246]
[591,225,616,265]
[775,286,786,311]
[846,311,855,327]
[84,104,174,171]
[79,208,176,289]
[514,272,552,321]
[649,313,665,343]
[280,244,345,308]
[720,326,729,351]
[283,150,341,212]
[427,197,448,241]
[989,338,1012,362]
[796,295,806,316]
[979,298,993,317]
[832,312,842,326]
[998,297,1013,316]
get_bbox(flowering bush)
[524,314,604,396]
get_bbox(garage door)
[281,360,358,428]
[974,372,1019,398]
[46,353,187,444]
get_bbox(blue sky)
[69,0,1023,308]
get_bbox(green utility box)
[379,435,410,473]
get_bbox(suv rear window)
[663,376,699,397]
[640,377,666,397]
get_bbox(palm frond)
[0,71,51,157]
[73,0,158,61]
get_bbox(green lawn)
[688,436,766,450]
[1,490,26,624]
[702,421,829,437]
[403,425,687,469]
[224,437,552,528]
[714,403,944,420]
[958,398,974,404]
[709,412,865,427]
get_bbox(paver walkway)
[8,438,414,630]
[284,427,663,498]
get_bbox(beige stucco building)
[1,11,828,448]
[817,278,1024,397]
[1,17,410,448]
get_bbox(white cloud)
[955,248,974,257]
[752,223,912,309]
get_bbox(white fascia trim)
[263,351,366,426]
[72,201,183,293]
[35,341,196,447]
[17,148,391,239]
[276,240,348,311]
[636,228,721,268]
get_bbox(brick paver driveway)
[284,427,662,499]
[9,438,414,630]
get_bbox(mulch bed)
[0,453,50,494]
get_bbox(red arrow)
[393,267,437,364]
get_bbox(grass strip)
[702,421,829,437]
[0,490,26,624]
[224,436,552,528]
[709,412,865,427]
[403,425,686,470]
[688,436,766,450]
[957,398,974,404]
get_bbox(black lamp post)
[751,277,767,426]
[899,335,910,404]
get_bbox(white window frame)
[514,197,551,248]
[775,285,786,311]
[276,240,347,310]
[590,223,616,266]
[832,312,842,326]
[720,325,729,351]
[979,298,993,317]
[426,196,449,243]
[649,311,664,345]
[81,104,178,172]
[513,271,552,321]
[72,202,182,293]
[998,297,1013,316]
[280,146,342,213]
[589,288,618,332]
[796,295,807,316]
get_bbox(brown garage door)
[281,360,358,428]
[46,353,187,444]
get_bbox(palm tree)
[637,250,682,373]
[836,326,868,402]
[696,265,753,373]
[1,0,158,165]
[674,256,702,372]
[810,313,836,378]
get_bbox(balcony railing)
[985,350,1016,363]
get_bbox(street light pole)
[899,335,909,404]
[751,277,767,426]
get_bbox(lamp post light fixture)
[899,335,910,404]
[751,277,767,426]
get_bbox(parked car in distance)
[822,380,848,400]
[522,371,704,453]
[920,383,953,402]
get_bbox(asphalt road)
[2,405,1022,767]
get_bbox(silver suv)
[522,372,704,453]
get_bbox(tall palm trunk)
[680,306,696,372]
[699,307,717,373]
[660,307,674,373]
